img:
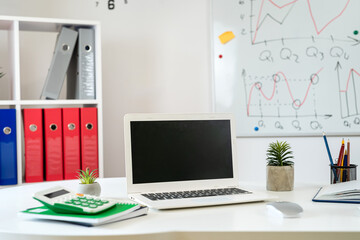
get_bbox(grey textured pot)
[266,165,294,191]
[77,182,101,196]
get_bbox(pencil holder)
[330,164,357,184]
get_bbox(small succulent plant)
[266,141,294,166]
[77,168,98,184]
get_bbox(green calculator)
[33,186,116,214]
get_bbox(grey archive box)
[41,27,78,100]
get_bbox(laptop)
[124,113,270,209]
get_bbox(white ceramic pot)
[266,165,294,191]
[77,182,101,196]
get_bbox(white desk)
[1,178,360,240]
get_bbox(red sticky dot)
[219,54,223,59]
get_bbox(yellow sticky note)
[218,31,235,44]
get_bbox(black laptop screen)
[130,120,234,184]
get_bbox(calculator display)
[44,189,70,199]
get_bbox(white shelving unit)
[0,15,104,185]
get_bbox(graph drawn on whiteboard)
[212,0,360,136]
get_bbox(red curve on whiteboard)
[268,0,298,9]
[252,0,350,44]
[340,68,360,93]
[307,0,350,35]
[246,68,324,116]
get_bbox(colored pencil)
[337,139,345,166]
[347,139,350,166]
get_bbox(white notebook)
[313,180,360,203]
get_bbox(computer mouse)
[266,201,303,218]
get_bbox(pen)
[323,132,335,165]
[341,150,348,182]
[322,132,337,181]
[343,150,348,167]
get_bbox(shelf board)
[0,99,100,106]
[19,99,99,106]
[18,17,99,32]
[0,101,17,106]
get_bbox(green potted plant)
[76,168,101,196]
[266,141,294,191]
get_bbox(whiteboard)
[212,0,360,136]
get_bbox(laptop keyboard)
[141,188,252,201]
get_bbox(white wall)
[0,0,212,178]
[0,0,359,184]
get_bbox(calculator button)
[88,200,95,204]
[73,201,81,205]
[81,203,89,207]
[89,204,97,208]
[80,199,87,202]
[101,200,109,204]
[95,202,103,206]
